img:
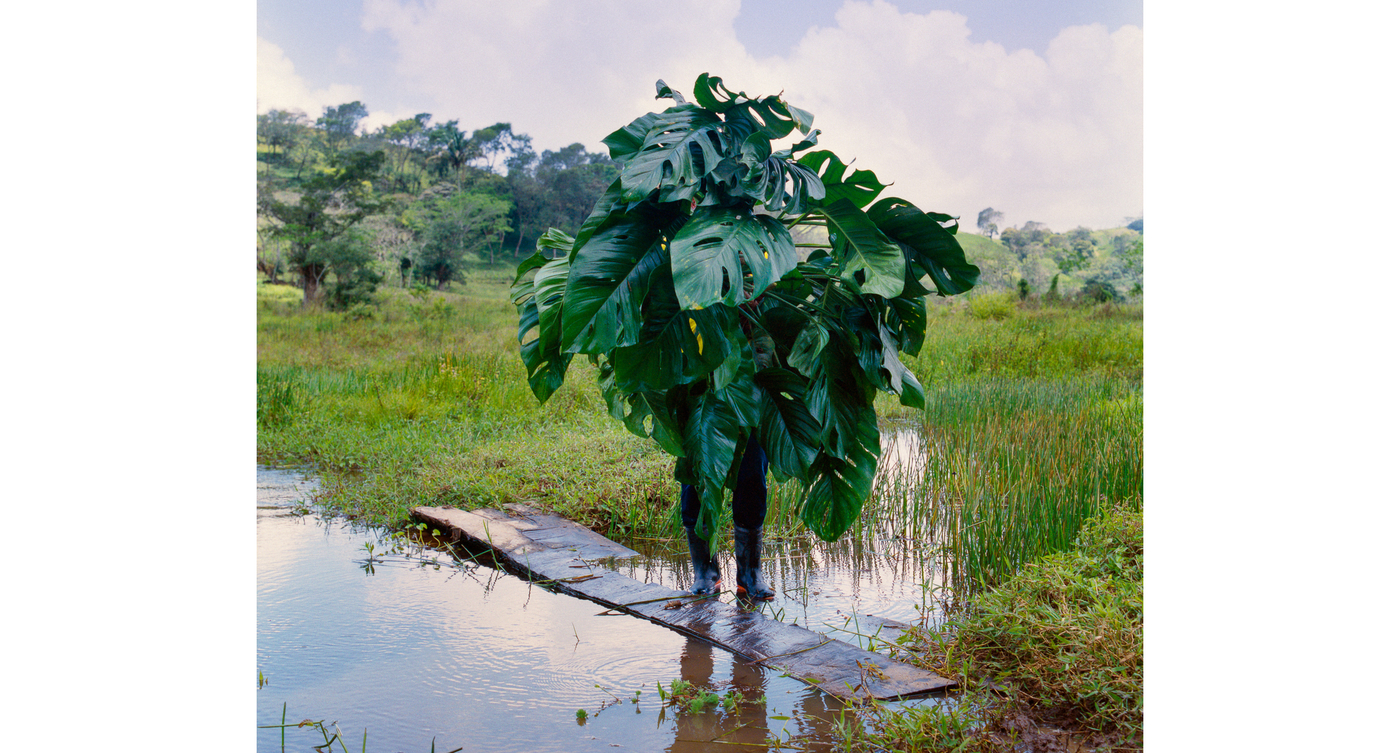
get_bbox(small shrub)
[967,291,1017,320]
[326,265,383,311]
[344,303,376,321]
[1078,275,1119,304]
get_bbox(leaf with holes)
[515,73,979,544]
[867,197,980,296]
[618,105,723,203]
[754,367,822,483]
[816,198,905,298]
[670,206,797,309]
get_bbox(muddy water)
[258,453,952,752]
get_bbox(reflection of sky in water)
[611,425,953,646]
[259,467,866,753]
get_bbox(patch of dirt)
[976,708,1142,752]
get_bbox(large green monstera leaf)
[514,74,979,543]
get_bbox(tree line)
[256,101,618,307]
[973,208,1143,301]
[256,101,1142,309]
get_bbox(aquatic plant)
[259,702,465,753]
[658,677,766,717]
[513,73,978,543]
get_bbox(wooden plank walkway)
[411,504,956,701]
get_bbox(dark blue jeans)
[681,434,768,530]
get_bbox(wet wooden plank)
[412,504,956,701]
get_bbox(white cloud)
[257,37,364,119]
[350,0,1140,230]
[360,0,754,144]
[258,37,424,135]
[745,2,1142,231]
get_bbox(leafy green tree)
[258,109,308,161]
[505,164,550,256]
[1053,226,1095,273]
[258,150,389,304]
[470,122,532,173]
[998,225,1026,259]
[976,207,1003,238]
[506,143,620,256]
[425,121,479,183]
[375,113,433,192]
[512,74,978,543]
[1122,237,1143,281]
[415,191,513,287]
[317,229,384,310]
[537,144,619,228]
[1079,274,1119,303]
[316,101,368,154]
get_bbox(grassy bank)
[842,504,1144,752]
[258,267,678,534]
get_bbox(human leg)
[732,435,775,600]
[680,483,721,595]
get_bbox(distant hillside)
[955,225,1143,299]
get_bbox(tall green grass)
[258,272,1142,596]
[927,378,1141,594]
[914,300,1142,382]
[757,378,1141,598]
[258,272,676,530]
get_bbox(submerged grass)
[260,701,465,753]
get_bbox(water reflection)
[605,424,952,650]
[258,466,863,752]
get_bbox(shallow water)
[610,426,953,645]
[257,457,952,752]
[258,467,854,752]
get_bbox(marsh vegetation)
[258,261,1141,750]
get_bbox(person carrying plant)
[513,74,978,608]
[682,310,776,600]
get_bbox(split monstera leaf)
[513,74,979,544]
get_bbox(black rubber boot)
[686,526,722,595]
[733,525,775,600]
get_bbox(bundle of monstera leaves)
[513,74,978,544]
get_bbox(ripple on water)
[258,465,937,752]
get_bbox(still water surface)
[257,453,949,752]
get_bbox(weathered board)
[411,504,956,701]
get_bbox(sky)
[257,0,1143,232]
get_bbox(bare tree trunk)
[301,263,326,305]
